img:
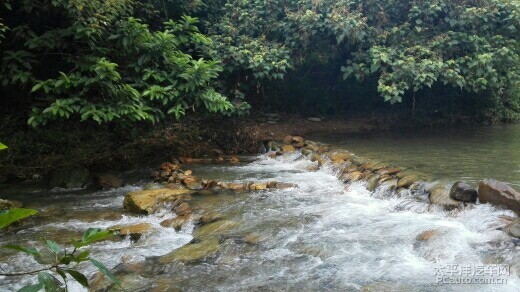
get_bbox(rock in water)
[282,145,296,152]
[0,199,14,210]
[159,237,220,263]
[449,181,477,203]
[307,117,321,122]
[110,223,152,237]
[49,166,90,189]
[479,178,520,214]
[397,175,418,188]
[429,186,460,209]
[123,188,191,214]
[505,218,520,238]
[94,173,122,189]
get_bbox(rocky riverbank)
[3,133,520,291]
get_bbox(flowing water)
[1,132,520,291]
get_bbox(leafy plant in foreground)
[1,228,120,291]
[0,208,38,229]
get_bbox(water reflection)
[310,124,520,187]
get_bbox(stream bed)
[1,146,520,291]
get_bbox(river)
[1,127,520,291]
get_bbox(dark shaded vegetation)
[1,0,519,179]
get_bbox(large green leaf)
[37,272,61,292]
[0,142,7,151]
[0,208,38,229]
[64,269,89,288]
[18,283,43,292]
[44,240,61,254]
[3,244,40,256]
[82,228,114,244]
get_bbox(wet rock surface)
[449,181,477,202]
[479,178,520,214]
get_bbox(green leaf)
[18,283,43,292]
[0,208,38,229]
[37,272,61,292]
[31,83,43,93]
[0,142,7,150]
[90,258,120,286]
[64,269,89,288]
[3,244,40,256]
[44,240,61,254]
[82,228,113,244]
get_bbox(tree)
[0,0,238,126]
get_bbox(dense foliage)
[1,0,519,124]
[0,0,238,126]
[202,0,520,118]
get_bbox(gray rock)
[449,181,477,203]
[308,117,321,122]
[505,218,520,238]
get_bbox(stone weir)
[91,134,520,290]
[265,135,520,239]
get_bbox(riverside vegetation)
[2,0,520,291]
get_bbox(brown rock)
[429,186,460,209]
[291,136,304,143]
[110,223,151,236]
[344,171,363,182]
[283,135,293,145]
[175,202,192,216]
[330,151,353,162]
[266,181,277,188]
[185,181,203,190]
[161,215,190,230]
[252,183,267,190]
[227,183,246,191]
[398,175,418,188]
[478,179,520,214]
[376,168,402,176]
[123,188,191,214]
[282,145,296,152]
[416,229,440,241]
[360,161,378,171]
[276,182,297,189]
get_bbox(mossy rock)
[159,237,221,264]
[193,220,239,240]
[124,188,191,214]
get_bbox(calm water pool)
[310,124,520,187]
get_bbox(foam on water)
[2,152,520,291]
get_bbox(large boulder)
[49,166,90,189]
[449,181,477,203]
[123,188,191,214]
[479,179,520,214]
